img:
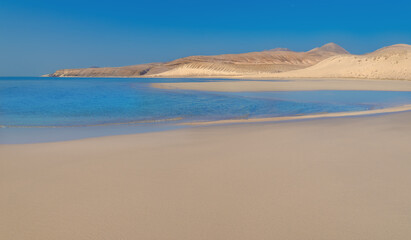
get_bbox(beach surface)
[2,111,411,240]
[153,78,411,92]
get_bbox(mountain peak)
[310,43,349,54]
[266,48,292,52]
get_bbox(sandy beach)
[2,111,411,240]
[3,0,411,239]
[153,78,411,92]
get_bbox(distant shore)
[45,43,411,80]
[152,78,411,92]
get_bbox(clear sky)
[1,0,410,76]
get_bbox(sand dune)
[46,43,348,77]
[268,44,411,80]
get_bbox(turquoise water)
[1,77,411,143]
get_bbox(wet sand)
[180,104,411,125]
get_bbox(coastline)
[40,74,411,81]
[3,76,411,143]
[2,103,411,144]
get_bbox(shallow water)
[1,77,411,143]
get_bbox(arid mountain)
[46,63,171,78]
[46,43,349,77]
[270,44,411,80]
[156,43,349,77]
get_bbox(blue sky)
[0,0,410,76]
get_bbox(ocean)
[1,77,411,143]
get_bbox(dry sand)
[2,111,411,240]
[153,78,411,92]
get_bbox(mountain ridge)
[46,43,349,77]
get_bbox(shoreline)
[2,104,411,144]
[0,117,183,129]
[3,77,411,145]
[39,75,411,81]
[3,77,411,144]
[179,104,411,126]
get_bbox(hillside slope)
[155,43,348,77]
[46,43,349,77]
[270,44,411,80]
